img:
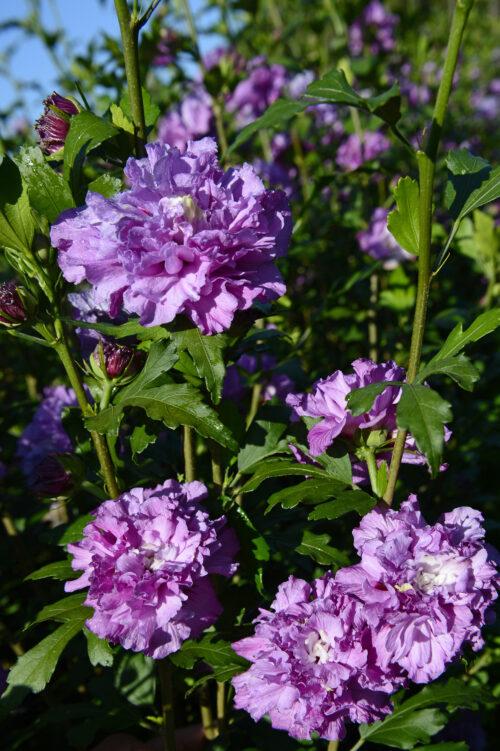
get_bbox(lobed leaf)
[387,177,420,255]
[396,384,452,476]
[308,489,376,520]
[17,145,74,223]
[295,530,350,567]
[172,326,228,403]
[416,353,480,391]
[0,154,35,254]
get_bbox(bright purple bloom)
[226,58,288,127]
[65,479,238,658]
[35,92,79,154]
[336,496,499,683]
[286,359,404,457]
[232,574,402,741]
[357,208,414,269]
[52,138,291,335]
[17,386,76,495]
[157,87,214,149]
[0,282,28,325]
[336,132,390,172]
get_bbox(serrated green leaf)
[387,177,420,255]
[360,708,448,749]
[29,593,91,627]
[308,489,376,520]
[347,381,404,417]
[25,560,75,581]
[120,88,160,129]
[427,309,500,364]
[87,173,122,197]
[130,424,157,458]
[416,353,480,391]
[84,629,114,667]
[360,680,490,749]
[0,154,35,254]
[240,458,331,493]
[237,408,288,472]
[170,634,249,673]
[172,326,228,403]
[17,145,74,223]
[6,620,84,693]
[63,111,119,198]
[396,384,452,476]
[110,102,134,134]
[445,149,495,221]
[64,316,169,341]
[266,477,347,512]
[296,530,350,567]
[317,449,353,484]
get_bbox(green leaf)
[240,458,331,493]
[58,514,93,545]
[360,679,490,749]
[65,316,169,342]
[237,408,288,472]
[460,165,500,217]
[0,154,35,254]
[170,634,249,677]
[296,530,350,567]
[63,111,119,196]
[30,593,91,627]
[347,381,404,417]
[387,177,420,255]
[17,146,74,223]
[84,629,114,667]
[416,353,480,391]
[396,384,452,476]
[317,449,353,484]
[427,309,500,363]
[87,173,122,197]
[266,477,348,512]
[228,98,306,153]
[6,620,84,693]
[25,560,75,581]
[306,69,401,126]
[445,149,494,220]
[114,653,155,706]
[308,489,376,520]
[360,708,448,749]
[120,88,160,129]
[110,102,134,134]
[172,326,228,403]
[130,424,157,458]
[415,744,468,751]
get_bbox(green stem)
[327,741,340,751]
[114,0,147,156]
[183,426,196,482]
[365,450,380,498]
[53,324,120,499]
[383,0,474,506]
[347,740,365,751]
[210,442,224,495]
[158,658,176,751]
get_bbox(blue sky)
[0,0,210,123]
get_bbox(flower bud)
[35,92,79,155]
[91,339,143,381]
[32,454,72,497]
[0,281,30,326]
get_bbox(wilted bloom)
[336,495,499,683]
[157,86,214,149]
[357,207,414,269]
[66,479,238,658]
[336,132,390,172]
[348,1,398,57]
[17,386,77,495]
[0,281,28,325]
[232,574,403,741]
[35,92,79,154]
[52,137,291,335]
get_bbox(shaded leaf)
[25,560,75,581]
[266,477,347,512]
[427,309,500,363]
[396,385,452,476]
[296,530,350,567]
[240,458,331,493]
[30,593,91,627]
[229,99,306,153]
[388,177,420,255]
[84,629,114,667]
[0,155,35,253]
[63,112,119,197]
[308,489,376,520]
[172,326,228,403]
[58,514,93,545]
[237,407,288,472]
[416,354,480,391]
[347,381,404,416]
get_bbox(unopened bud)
[35,92,80,155]
[91,339,144,381]
[0,281,32,326]
[32,454,72,497]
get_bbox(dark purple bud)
[0,282,28,325]
[93,340,144,380]
[35,92,79,155]
[32,454,72,496]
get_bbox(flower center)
[304,629,331,664]
[162,195,204,222]
[414,552,463,593]
[140,541,178,572]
